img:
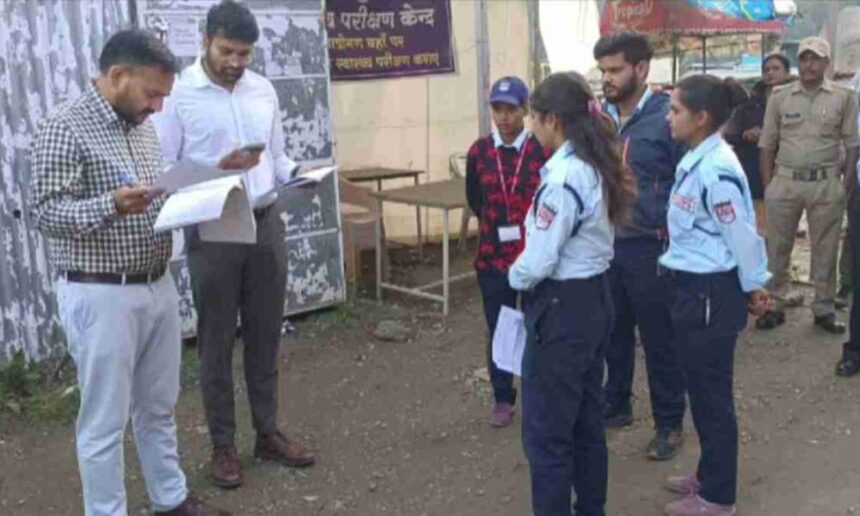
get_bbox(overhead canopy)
[600,0,788,36]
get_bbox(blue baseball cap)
[489,76,529,107]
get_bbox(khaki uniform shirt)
[759,79,860,171]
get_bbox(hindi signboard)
[326,0,455,81]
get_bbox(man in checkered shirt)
[29,30,234,516]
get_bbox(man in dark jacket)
[595,32,687,460]
[724,54,792,236]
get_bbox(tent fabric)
[600,0,786,36]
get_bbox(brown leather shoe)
[254,431,315,468]
[210,445,242,489]
[155,494,231,515]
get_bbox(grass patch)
[181,343,202,386]
[473,380,494,407]
[0,351,79,424]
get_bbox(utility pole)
[475,0,491,137]
[527,0,541,87]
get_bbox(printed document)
[154,176,257,244]
[152,158,243,194]
[267,166,337,194]
[492,306,527,376]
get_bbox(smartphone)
[239,143,265,154]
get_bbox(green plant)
[0,351,41,401]
[181,345,201,385]
[0,351,79,423]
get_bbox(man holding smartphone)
[153,0,313,490]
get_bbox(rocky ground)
[2,230,860,516]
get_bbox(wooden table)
[369,178,475,315]
[340,167,424,259]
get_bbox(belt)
[669,268,737,279]
[778,166,833,182]
[61,268,166,285]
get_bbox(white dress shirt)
[152,57,298,208]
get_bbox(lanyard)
[495,143,527,212]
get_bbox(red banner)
[600,0,786,36]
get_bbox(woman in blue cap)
[508,72,636,516]
[661,74,771,516]
[465,76,549,428]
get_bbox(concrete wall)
[330,0,531,240]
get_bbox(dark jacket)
[608,91,685,241]
[724,86,767,200]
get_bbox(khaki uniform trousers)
[766,167,845,317]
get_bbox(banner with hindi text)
[325,0,455,81]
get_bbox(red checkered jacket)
[465,133,551,273]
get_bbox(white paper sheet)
[198,187,256,244]
[152,158,243,194]
[268,165,337,194]
[492,306,527,376]
[154,175,257,244]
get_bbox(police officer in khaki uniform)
[758,36,860,333]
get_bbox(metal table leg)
[376,198,383,302]
[415,174,423,262]
[442,209,449,315]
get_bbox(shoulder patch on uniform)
[535,202,557,230]
[714,201,736,224]
[671,193,695,212]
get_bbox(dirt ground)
[2,232,860,516]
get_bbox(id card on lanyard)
[496,142,527,243]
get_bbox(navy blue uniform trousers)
[522,274,613,516]
[605,237,685,429]
[669,269,748,506]
[477,270,518,405]
[845,194,860,352]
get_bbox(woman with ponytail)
[660,75,771,516]
[508,72,636,516]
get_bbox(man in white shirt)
[152,0,314,490]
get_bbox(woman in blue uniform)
[508,72,637,516]
[661,75,771,516]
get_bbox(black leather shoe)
[836,345,860,377]
[646,427,684,461]
[814,314,846,335]
[603,399,633,429]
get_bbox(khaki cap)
[798,36,830,59]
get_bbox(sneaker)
[647,428,684,461]
[755,309,785,330]
[604,400,633,429]
[665,474,701,496]
[665,495,736,515]
[489,402,515,428]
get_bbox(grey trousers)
[56,273,187,515]
[186,206,288,447]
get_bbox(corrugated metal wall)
[0,0,130,362]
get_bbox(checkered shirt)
[29,82,171,274]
